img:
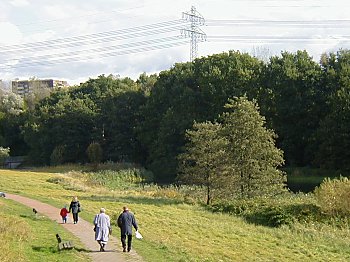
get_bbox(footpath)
[7,193,144,262]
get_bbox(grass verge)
[0,197,90,262]
[1,168,350,261]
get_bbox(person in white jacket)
[93,208,111,251]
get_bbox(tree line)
[1,49,350,183]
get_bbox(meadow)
[0,195,89,262]
[0,166,349,261]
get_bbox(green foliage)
[178,121,229,204]
[209,196,328,228]
[220,96,286,198]
[3,50,350,183]
[314,176,350,216]
[315,83,350,170]
[50,145,65,166]
[100,91,147,163]
[85,168,154,189]
[0,146,10,165]
[0,198,88,262]
[141,52,265,182]
[210,200,295,227]
[284,167,347,193]
[179,96,286,203]
[2,169,350,262]
[0,92,24,115]
[262,51,323,166]
[86,142,102,165]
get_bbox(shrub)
[260,207,294,227]
[314,176,350,216]
[50,145,65,166]
[86,142,103,167]
[0,147,10,166]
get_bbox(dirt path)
[6,193,143,262]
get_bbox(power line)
[2,36,184,65]
[0,39,188,70]
[206,19,350,28]
[0,19,188,52]
[0,25,186,56]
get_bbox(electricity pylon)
[181,6,206,62]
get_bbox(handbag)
[93,225,96,232]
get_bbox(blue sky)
[0,0,349,85]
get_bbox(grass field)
[0,196,89,262]
[0,168,350,261]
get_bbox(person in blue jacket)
[117,206,138,252]
[69,196,81,224]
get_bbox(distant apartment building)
[12,79,68,97]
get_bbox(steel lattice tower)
[181,6,206,62]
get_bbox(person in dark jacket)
[117,206,138,252]
[69,196,81,224]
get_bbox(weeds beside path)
[6,193,143,262]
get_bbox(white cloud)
[9,0,29,7]
[0,22,22,44]
[1,0,349,83]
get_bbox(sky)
[0,0,349,85]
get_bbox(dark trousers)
[121,234,132,251]
[73,213,79,223]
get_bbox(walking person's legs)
[121,234,127,252]
[73,213,78,223]
[127,234,133,252]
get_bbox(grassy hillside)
[0,196,89,262]
[0,168,349,261]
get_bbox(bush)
[86,142,103,166]
[257,207,294,227]
[50,145,65,166]
[0,147,10,166]
[314,176,350,216]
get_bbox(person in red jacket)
[60,205,69,223]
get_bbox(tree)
[100,91,147,163]
[140,51,265,182]
[262,51,323,166]
[86,142,103,168]
[0,92,27,155]
[0,146,10,166]
[220,96,286,198]
[178,96,286,202]
[50,145,65,166]
[314,50,350,171]
[0,92,24,115]
[178,121,229,205]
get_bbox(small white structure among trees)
[178,96,286,204]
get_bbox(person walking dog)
[93,208,112,252]
[117,206,138,252]
[69,196,81,224]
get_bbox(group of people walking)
[59,196,139,253]
[59,196,81,224]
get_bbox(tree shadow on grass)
[20,214,49,221]
[32,246,90,253]
[80,195,184,206]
